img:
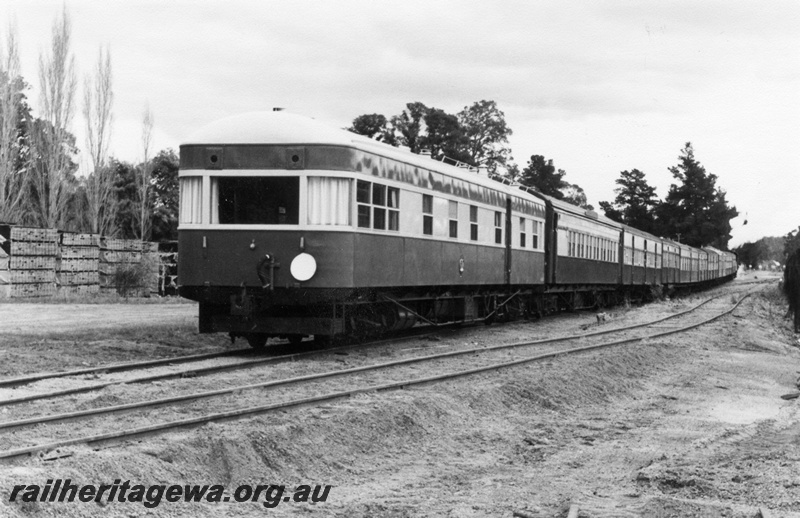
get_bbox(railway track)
[0,286,757,462]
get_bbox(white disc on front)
[290,252,317,282]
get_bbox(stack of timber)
[99,238,158,297]
[58,233,100,296]
[0,225,58,298]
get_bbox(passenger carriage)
[621,225,661,287]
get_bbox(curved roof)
[182,110,527,196]
[182,111,353,146]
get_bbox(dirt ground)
[0,272,798,518]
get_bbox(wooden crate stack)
[99,238,142,296]
[58,232,100,296]
[0,226,58,298]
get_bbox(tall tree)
[83,45,116,235]
[518,155,566,198]
[457,99,513,174]
[29,6,77,228]
[149,149,179,241]
[348,113,395,144]
[389,101,427,153]
[420,107,469,164]
[0,21,28,224]
[655,143,738,248]
[112,158,138,239]
[599,169,658,233]
[561,182,593,211]
[136,104,153,240]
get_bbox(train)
[177,110,737,348]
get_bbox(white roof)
[182,110,525,196]
[182,111,352,146]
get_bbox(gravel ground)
[0,272,797,518]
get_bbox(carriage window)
[494,211,502,244]
[449,201,458,238]
[470,206,479,241]
[357,180,371,228]
[422,195,433,235]
[357,180,399,231]
[214,176,299,224]
[519,217,526,247]
[179,177,203,224]
[532,221,540,249]
[308,177,351,226]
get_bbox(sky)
[2,0,798,247]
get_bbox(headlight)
[290,252,317,282]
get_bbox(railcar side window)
[519,217,526,247]
[215,176,299,225]
[387,187,399,231]
[449,201,458,238]
[494,212,502,244]
[470,206,479,241]
[357,180,371,228]
[357,180,399,231]
[532,221,540,249]
[422,195,433,235]
[308,177,351,226]
[179,177,203,224]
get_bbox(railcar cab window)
[357,180,399,231]
[422,195,433,235]
[215,176,299,224]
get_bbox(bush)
[113,256,157,298]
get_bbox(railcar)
[178,111,544,347]
[178,111,737,347]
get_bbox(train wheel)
[245,333,268,349]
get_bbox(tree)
[149,149,179,241]
[348,113,394,143]
[389,101,428,153]
[457,99,513,174]
[420,107,469,163]
[349,100,514,175]
[29,6,77,228]
[518,155,566,198]
[112,158,138,239]
[83,45,116,235]
[562,182,593,211]
[654,143,738,248]
[136,104,154,240]
[0,22,29,224]
[599,169,658,233]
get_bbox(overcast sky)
[3,0,798,247]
